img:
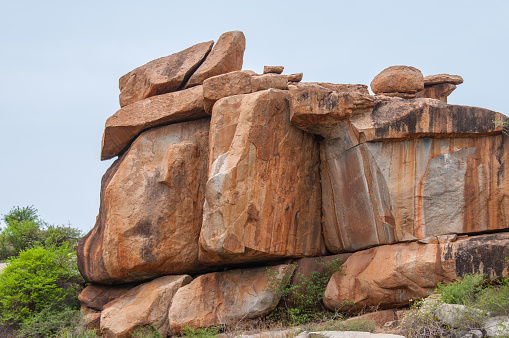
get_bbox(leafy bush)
[16,306,81,338]
[0,244,83,325]
[179,324,221,337]
[265,257,344,325]
[436,273,484,305]
[0,206,44,259]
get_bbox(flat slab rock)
[199,89,325,265]
[101,85,206,160]
[168,264,295,334]
[323,232,509,311]
[78,119,209,284]
[119,40,213,107]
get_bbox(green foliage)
[436,273,484,305]
[311,318,376,333]
[264,257,344,325]
[132,324,164,338]
[179,324,221,337]
[0,206,44,259]
[0,244,83,325]
[0,206,82,260]
[16,306,81,338]
[402,274,509,337]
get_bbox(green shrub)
[132,324,164,338]
[264,257,344,325]
[0,206,44,259]
[16,306,81,338]
[436,273,484,305]
[0,244,83,325]
[179,324,220,337]
[475,278,509,316]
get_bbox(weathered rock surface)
[101,275,191,337]
[119,41,213,107]
[424,74,464,85]
[202,70,255,113]
[202,71,289,113]
[81,313,101,331]
[290,86,509,251]
[101,85,206,160]
[78,119,210,284]
[199,89,325,265]
[78,284,136,311]
[168,264,294,334]
[291,82,369,94]
[296,332,405,338]
[370,65,424,95]
[289,84,377,137]
[263,66,284,74]
[345,310,397,328]
[287,73,303,82]
[415,83,457,102]
[185,31,245,88]
[323,233,509,311]
[251,73,288,92]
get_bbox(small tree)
[0,206,44,259]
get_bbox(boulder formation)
[77,30,509,335]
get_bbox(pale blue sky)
[1,0,508,232]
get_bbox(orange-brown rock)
[101,85,206,160]
[289,87,509,252]
[415,83,457,102]
[424,74,463,85]
[202,70,255,113]
[118,41,213,107]
[78,283,136,311]
[291,82,369,94]
[168,264,294,334]
[263,66,284,74]
[101,275,191,337]
[185,31,245,88]
[289,84,377,136]
[287,73,303,82]
[251,73,288,92]
[82,313,101,331]
[78,119,209,284]
[345,310,397,328]
[199,89,325,265]
[370,66,424,95]
[323,233,509,311]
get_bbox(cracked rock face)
[199,89,325,265]
[323,233,509,312]
[78,119,210,284]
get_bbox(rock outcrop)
[101,275,191,337]
[199,89,325,265]
[78,31,509,335]
[323,233,509,311]
[79,120,209,284]
[168,264,294,334]
[118,41,213,108]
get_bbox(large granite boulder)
[323,233,509,311]
[101,85,206,160]
[78,284,136,311]
[289,86,509,253]
[78,119,209,284]
[185,31,245,88]
[199,89,325,265]
[168,264,295,334]
[119,41,213,107]
[101,275,191,337]
[370,65,424,96]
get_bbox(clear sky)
[1,0,508,233]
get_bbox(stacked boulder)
[77,32,509,336]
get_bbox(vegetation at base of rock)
[0,206,85,337]
[131,324,164,338]
[179,324,221,337]
[304,318,376,333]
[401,273,509,337]
[264,257,344,325]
